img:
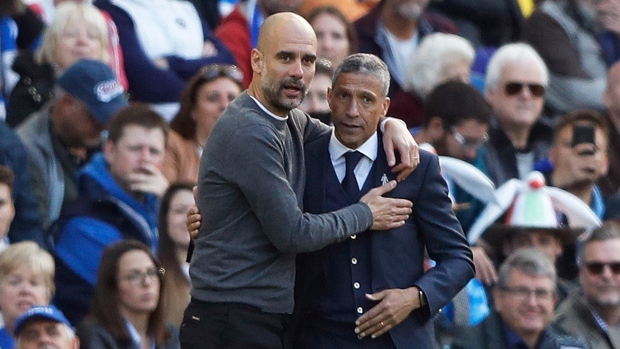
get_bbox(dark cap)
[14,305,72,337]
[58,59,128,125]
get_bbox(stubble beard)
[261,77,307,112]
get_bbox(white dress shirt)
[328,131,378,190]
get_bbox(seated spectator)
[297,58,332,124]
[413,81,496,287]
[55,0,130,91]
[468,171,602,295]
[0,165,15,251]
[413,81,491,228]
[17,59,127,230]
[450,248,588,349]
[95,0,236,120]
[0,241,55,349]
[14,305,79,349]
[482,43,551,186]
[547,109,611,219]
[77,240,178,349]
[214,0,302,87]
[523,0,608,116]
[354,0,457,125]
[427,0,524,48]
[600,61,620,200]
[306,6,356,69]
[1,0,45,104]
[157,182,194,328]
[0,120,43,244]
[390,32,475,127]
[7,2,115,128]
[50,104,168,325]
[163,64,243,183]
[552,221,620,349]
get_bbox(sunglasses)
[583,261,620,275]
[504,82,545,97]
[199,64,244,84]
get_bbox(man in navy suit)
[293,53,475,349]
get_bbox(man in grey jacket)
[552,221,620,348]
[180,12,418,349]
[17,59,127,229]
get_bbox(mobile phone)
[571,125,595,147]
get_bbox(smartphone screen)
[571,125,595,147]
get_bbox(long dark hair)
[157,182,195,287]
[90,240,169,347]
[169,64,243,140]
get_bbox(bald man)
[180,13,418,349]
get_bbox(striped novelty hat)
[477,172,589,251]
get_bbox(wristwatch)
[418,288,427,308]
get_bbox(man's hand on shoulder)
[382,117,419,182]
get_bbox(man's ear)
[427,117,445,139]
[250,48,263,74]
[103,140,115,164]
[327,87,333,109]
[382,97,390,117]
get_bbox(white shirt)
[328,131,378,189]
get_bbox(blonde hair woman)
[7,2,116,127]
[0,241,55,349]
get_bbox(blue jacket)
[50,153,159,325]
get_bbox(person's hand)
[382,118,419,182]
[360,180,412,230]
[355,287,420,339]
[472,246,497,285]
[187,206,201,240]
[128,163,169,198]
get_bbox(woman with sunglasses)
[77,240,178,349]
[163,64,243,183]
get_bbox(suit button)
[357,307,363,314]
[354,282,360,289]
[351,235,357,239]
[351,258,358,265]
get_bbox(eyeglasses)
[500,286,555,302]
[199,64,244,84]
[583,261,620,275]
[451,130,489,149]
[120,268,165,286]
[504,82,545,97]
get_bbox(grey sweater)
[190,92,373,313]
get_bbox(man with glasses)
[451,248,587,349]
[552,221,620,349]
[483,43,552,187]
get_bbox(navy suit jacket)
[294,132,475,349]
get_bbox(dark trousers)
[179,298,290,349]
